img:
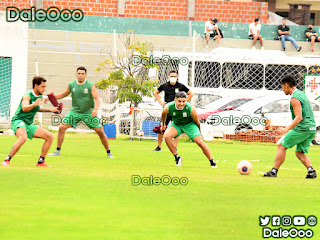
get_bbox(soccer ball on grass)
[237,160,252,175]
[136,130,144,137]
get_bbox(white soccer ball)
[237,160,253,175]
[136,130,144,137]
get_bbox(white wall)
[0,12,28,119]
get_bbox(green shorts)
[170,121,201,141]
[62,111,102,129]
[11,120,38,140]
[281,130,316,154]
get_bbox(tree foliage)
[96,31,159,107]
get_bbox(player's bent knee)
[198,140,206,147]
[19,136,28,143]
[278,144,286,150]
[94,127,105,136]
[59,124,69,131]
[98,131,106,138]
[163,133,169,140]
[164,133,173,141]
[193,137,203,145]
[295,151,304,157]
[47,132,54,141]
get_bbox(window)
[257,100,289,114]
[217,99,253,110]
[193,94,222,108]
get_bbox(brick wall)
[0,0,30,10]
[1,0,268,23]
[124,0,188,20]
[0,0,118,17]
[195,0,268,23]
[43,0,118,17]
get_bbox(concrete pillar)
[267,0,276,13]
[288,3,311,25]
[117,0,125,17]
[188,0,195,21]
[254,0,275,14]
[36,0,43,9]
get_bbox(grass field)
[1,133,319,240]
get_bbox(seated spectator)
[277,18,302,52]
[204,18,222,49]
[248,18,264,50]
[305,25,320,52]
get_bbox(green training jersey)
[12,90,42,125]
[168,102,193,126]
[290,90,316,133]
[68,80,95,114]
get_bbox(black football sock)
[107,150,111,153]
[209,159,216,166]
[57,147,61,151]
[38,156,45,164]
[271,168,278,175]
[308,166,315,172]
[174,154,180,160]
[5,156,11,161]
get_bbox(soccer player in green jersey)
[49,66,114,158]
[259,76,317,178]
[1,76,59,167]
[160,92,216,168]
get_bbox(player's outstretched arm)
[154,89,165,107]
[91,85,100,118]
[161,105,169,132]
[21,95,41,112]
[55,85,71,99]
[280,98,303,134]
[186,90,194,102]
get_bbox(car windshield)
[217,99,253,110]
[194,94,222,108]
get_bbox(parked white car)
[197,97,255,122]
[206,94,320,144]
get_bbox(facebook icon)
[272,216,281,226]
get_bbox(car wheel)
[235,124,253,132]
[312,126,320,145]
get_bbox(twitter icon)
[260,216,270,226]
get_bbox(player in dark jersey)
[48,66,114,158]
[160,92,216,168]
[1,76,59,167]
[259,76,317,178]
[153,70,193,151]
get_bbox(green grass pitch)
[0,133,319,240]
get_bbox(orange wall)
[1,0,268,23]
